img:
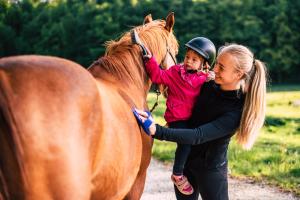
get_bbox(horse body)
[0,13,178,200]
[0,55,99,199]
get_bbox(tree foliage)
[0,0,299,82]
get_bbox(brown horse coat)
[0,13,178,200]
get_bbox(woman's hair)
[219,44,267,150]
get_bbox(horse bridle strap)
[130,29,149,57]
[149,89,161,113]
[130,29,176,65]
[163,42,177,65]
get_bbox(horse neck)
[88,51,150,108]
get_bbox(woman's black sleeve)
[153,110,242,145]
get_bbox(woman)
[143,36,216,195]
[134,43,267,200]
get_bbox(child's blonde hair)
[219,44,267,150]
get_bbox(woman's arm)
[154,110,242,144]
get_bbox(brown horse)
[0,13,178,200]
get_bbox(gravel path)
[141,159,299,200]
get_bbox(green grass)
[146,84,300,196]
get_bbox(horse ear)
[143,14,153,24]
[165,12,175,32]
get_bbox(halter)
[130,29,177,66]
[162,40,177,66]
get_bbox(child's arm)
[144,56,173,85]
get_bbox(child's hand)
[206,71,215,82]
[203,62,211,72]
[142,46,152,61]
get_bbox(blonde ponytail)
[236,59,267,149]
[219,44,267,150]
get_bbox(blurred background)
[0,0,300,83]
[0,0,299,197]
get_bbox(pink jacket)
[145,56,208,123]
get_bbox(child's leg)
[168,121,194,195]
[168,120,190,176]
[171,144,193,195]
[173,144,191,176]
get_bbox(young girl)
[143,37,216,195]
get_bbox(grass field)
[147,84,300,196]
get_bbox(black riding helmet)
[185,37,216,66]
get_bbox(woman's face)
[213,52,243,90]
[183,49,204,71]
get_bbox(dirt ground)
[141,159,299,200]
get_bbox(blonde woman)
[134,44,267,200]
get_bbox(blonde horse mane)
[88,19,178,90]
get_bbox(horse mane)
[88,20,178,90]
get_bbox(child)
[143,37,216,195]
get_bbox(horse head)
[88,13,178,98]
[139,12,178,70]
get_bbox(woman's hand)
[133,108,156,136]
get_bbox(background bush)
[1,0,300,83]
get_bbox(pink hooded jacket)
[145,56,208,123]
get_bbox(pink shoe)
[171,175,194,195]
